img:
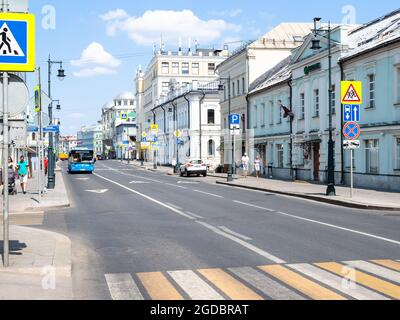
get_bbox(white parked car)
[180,159,208,177]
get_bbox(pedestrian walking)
[44,157,49,176]
[254,156,261,179]
[16,155,31,195]
[241,153,250,178]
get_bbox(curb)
[216,181,400,211]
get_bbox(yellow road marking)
[371,260,400,272]
[258,265,345,300]
[197,269,263,300]
[137,272,183,300]
[315,262,400,300]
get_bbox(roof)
[342,9,400,60]
[249,56,292,94]
[115,92,135,100]
[217,23,312,70]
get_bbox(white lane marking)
[193,190,223,198]
[105,274,143,300]
[168,270,224,300]
[166,203,183,210]
[165,183,187,189]
[178,181,199,184]
[344,261,400,284]
[288,264,389,300]
[233,200,400,246]
[229,267,305,300]
[101,164,164,183]
[233,201,276,212]
[94,173,195,221]
[85,189,108,194]
[196,221,286,264]
[75,178,90,181]
[186,212,204,220]
[129,181,150,184]
[218,226,252,241]
[94,172,286,264]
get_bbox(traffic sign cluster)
[342,81,362,150]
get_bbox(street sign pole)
[37,69,42,203]
[350,149,354,198]
[2,72,9,267]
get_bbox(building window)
[232,82,235,97]
[278,101,282,124]
[208,140,215,156]
[313,89,320,117]
[299,93,305,120]
[192,63,199,75]
[396,137,400,170]
[331,85,336,114]
[172,62,179,75]
[277,144,284,168]
[365,139,379,174]
[162,82,169,93]
[208,63,215,75]
[396,66,400,104]
[368,74,375,108]
[253,105,258,128]
[242,77,246,94]
[224,86,227,101]
[261,103,266,126]
[161,62,169,74]
[269,101,274,125]
[224,118,227,129]
[237,80,240,95]
[182,62,189,75]
[207,109,215,125]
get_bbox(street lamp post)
[311,18,336,196]
[47,56,66,189]
[218,75,233,182]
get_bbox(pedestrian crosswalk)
[105,259,400,300]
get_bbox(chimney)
[188,37,192,55]
[178,37,182,55]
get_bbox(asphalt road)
[41,160,400,300]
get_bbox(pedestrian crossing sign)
[341,81,362,105]
[0,13,35,72]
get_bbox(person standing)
[254,156,261,179]
[16,155,30,194]
[241,153,250,178]
[44,157,49,176]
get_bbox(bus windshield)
[69,150,94,164]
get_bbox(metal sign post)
[350,149,354,198]
[2,72,9,267]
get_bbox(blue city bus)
[68,148,96,173]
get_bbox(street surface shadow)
[0,240,27,256]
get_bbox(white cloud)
[102,9,241,46]
[71,42,121,77]
[100,9,128,22]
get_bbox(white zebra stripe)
[344,261,400,284]
[105,274,144,300]
[289,263,389,300]
[229,267,305,300]
[168,270,224,300]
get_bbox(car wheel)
[180,170,184,177]
[203,173,207,177]
[185,170,189,177]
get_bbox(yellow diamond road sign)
[341,81,362,105]
[0,13,35,72]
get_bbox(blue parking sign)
[229,114,240,125]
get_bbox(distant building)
[135,46,229,161]
[77,124,103,156]
[101,92,136,159]
[152,80,222,168]
[59,135,78,154]
[217,23,312,171]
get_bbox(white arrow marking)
[85,189,109,194]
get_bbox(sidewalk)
[0,164,73,299]
[0,164,70,214]
[0,226,73,299]
[216,176,400,211]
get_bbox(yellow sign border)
[341,81,362,105]
[0,13,35,72]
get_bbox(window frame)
[172,62,179,75]
[365,139,379,174]
[207,109,215,125]
[299,93,305,120]
[182,62,189,75]
[367,73,376,109]
[276,144,284,168]
[192,63,199,75]
[161,62,169,74]
[313,89,320,117]
[208,63,215,75]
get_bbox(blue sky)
[27,0,399,135]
